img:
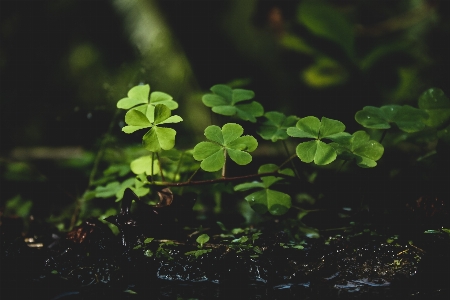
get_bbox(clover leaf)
[130,155,160,175]
[122,104,183,152]
[234,164,294,215]
[202,84,264,122]
[95,177,135,201]
[330,131,384,168]
[418,88,450,128]
[355,105,429,133]
[117,84,178,121]
[193,123,258,172]
[257,111,299,142]
[287,116,349,165]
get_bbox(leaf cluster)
[93,83,449,221]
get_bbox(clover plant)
[91,83,449,222]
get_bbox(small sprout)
[185,249,212,258]
[232,236,249,244]
[144,237,154,244]
[196,234,210,248]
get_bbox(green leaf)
[235,102,264,123]
[123,109,152,132]
[130,155,160,175]
[287,116,321,138]
[231,88,255,104]
[193,141,223,160]
[117,84,178,111]
[257,112,299,142]
[95,178,135,201]
[235,164,293,215]
[354,105,399,129]
[234,181,266,191]
[143,127,177,152]
[202,84,263,122]
[227,149,252,165]
[355,105,428,133]
[212,105,237,116]
[296,140,337,165]
[288,117,344,165]
[394,105,428,133]
[259,164,294,187]
[319,117,346,138]
[297,1,354,58]
[158,115,183,125]
[196,234,210,247]
[222,123,244,144]
[245,189,291,215]
[185,249,212,258]
[418,88,450,128]
[197,146,224,172]
[332,131,384,168]
[117,84,150,109]
[95,181,121,198]
[204,125,225,144]
[149,91,178,110]
[193,123,258,172]
[144,237,154,244]
[153,104,172,124]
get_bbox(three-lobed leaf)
[202,84,264,122]
[117,84,178,111]
[234,164,293,215]
[287,116,347,165]
[257,112,299,142]
[193,123,258,172]
[331,131,384,168]
[355,105,428,133]
[122,104,182,152]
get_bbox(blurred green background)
[1,0,449,228]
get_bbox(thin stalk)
[221,148,227,178]
[150,152,155,183]
[186,167,201,183]
[156,152,165,182]
[173,151,185,182]
[150,170,295,187]
[278,154,298,169]
[336,160,348,174]
[379,129,388,144]
[282,140,301,180]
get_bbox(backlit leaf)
[257,112,299,142]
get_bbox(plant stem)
[173,151,185,181]
[222,148,227,178]
[379,129,389,144]
[150,152,155,183]
[336,160,348,173]
[282,140,301,180]
[156,152,165,182]
[278,154,298,170]
[150,170,295,187]
[187,167,200,183]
